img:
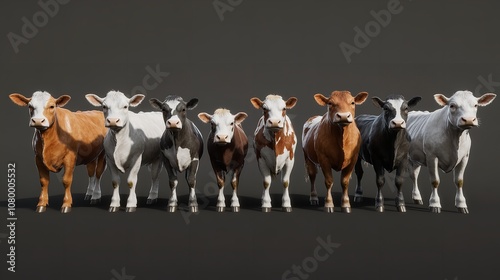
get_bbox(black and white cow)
[150,95,203,213]
[354,95,421,212]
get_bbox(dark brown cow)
[198,108,249,212]
[9,91,107,213]
[302,90,368,213]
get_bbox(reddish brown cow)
[302,90,368,213]
[9,91,107,213]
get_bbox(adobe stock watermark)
[474,73,499,94]
[7,0,71,54]
[282,235,340,280]
[339,0,412,63]
[213,0,243,22]
[110,267,135,280]
[130,64,170,96]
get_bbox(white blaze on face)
[29,91,51,127]
[166,100,182,129]
[212,109,235,143]
[387,99,405,128]
[102,91,130,128]
[263,95,286,129]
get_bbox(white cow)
[86,91,165,212]
[407,90,496,213]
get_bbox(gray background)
[1,0,500,279]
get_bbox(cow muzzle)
[389,119,406,129]
[106,117,122,128]
[266,119,283,131]
[333,112,353,126]
[166,116,182,129]
[30,117,49,129]
[215,134,231,144]
[458,116,478,129]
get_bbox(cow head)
[198,108,247,144]
[150,95,198,130]
[86,90,144,130]
[250,94,297,131]
[372,95,421,130]
[314,91,368,126]
[9,91,71,130]
[434,90,496,129]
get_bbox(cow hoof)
[84,195,91,201]
[397,205,407,213]
[108,206,119,213]
[217,206,225,212]
[231,206,240,213]
[310,198,319,206]
[126,207,136,213]
[36,206,47,213]
[457,207,469,214]
[324,207,334,213]
[90,198,101,205]
[341,207,351,214]
[262,207,271,213]
[353,196,363,203]
[430,207,441,213]
[61,207,71,214]
[168,206,177,213]
[282,207,292,213]
[190,206,199,213]
[375,206,384,213]
[146,198,157,205]
[413,199,423,205]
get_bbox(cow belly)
[259,146,289,174]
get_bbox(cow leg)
[216,169,226,212]
[373,164,385,213]
[91,151,106,204]
[395,167,406,213]
[258,159,272,212]
[304,155,318,206]
[230,166,243,212]
[109,165,121,212]
[61,159,76,213]
[354,158,364,203]
[165,160,179,212]
[84,159,97,201]
[35,156,50,213]
[125,156,142,212]
[427,157,441,213]
[454,155,469,214]
[281,158,294,213]
[320,164,334,213]
[146,158,162,205]
[410,163,423,205]
[186,160,200,213]
[340,163,356,214]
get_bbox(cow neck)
[108,119,130,145]
[330,120,355,147]
[36,107,62,146]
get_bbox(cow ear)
[85,94,104,107]
[9,93,31,106]
[186,98,199,110]
[354,92,369,104]
[313,94,329,106]
[285,97,298,109]
[371,97,385,108]
[197,112,212,123]
[434,94,449,106]
[129,94,145,107]
[149,98,163,110]
[56,95,71,107]
[408,96,422,108]
[250,98,263,109]
[477,93,496,106]
[234,112,248,124]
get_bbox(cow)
[198,109,249,212]
[85,90,165,212]
[9,91,107,213]
[407,90,496,213]
[150,95,203,213]
[302,90,368,213]
[250,94,297,212]
[354,95,422,212]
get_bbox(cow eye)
[50,105,55,109]
[123,105,128,109]
[351,101,355,105]
[474,104,478,108]
[102,105,107,109]
[230,122,234,126]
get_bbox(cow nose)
[461,117,477,126]
[31,118,45,126]
[167,120,180,126]
[267,119,281,127]
[107,118,120,126]
[391,119,406,129]
[216,134,229,142]
[335,113,352,123]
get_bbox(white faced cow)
[407,90,496,213]
[86,91,165,212]
[198,108,249,212]
[150,95,203,213]
[355,95,421,212]
[251,94,297,212]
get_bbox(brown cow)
[9,91,107,213]
[302,90,368,213]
